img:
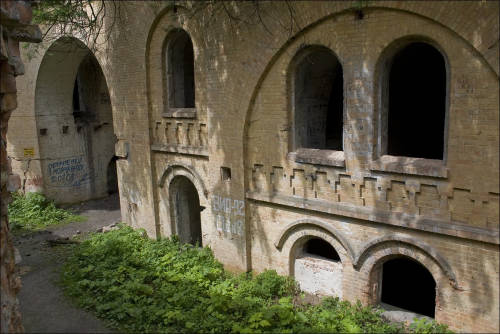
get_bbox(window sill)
[162,108,196,119]
[370,155,448,178]
[289,148,345,167]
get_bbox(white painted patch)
[295,255,343,298]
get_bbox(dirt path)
[14,194,121,333]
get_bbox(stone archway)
[34,37,117,203]
[356,235,456,323]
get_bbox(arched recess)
[356,235,458,321]
[277,222,351,298]
[379,256,437,318]
[158,163,209,239]
[163,28,195,109]
[35,37,118,204]
[374,35,450,161]
[289,45,344,151]
[354,234,459,289]
[274,219,355,262]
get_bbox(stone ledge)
[289,148,345,167]
[370,155,448,178]
[162,108,196,119]
[151,144,208,157]
[246,191,499,245]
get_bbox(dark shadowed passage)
[381,257,436,317]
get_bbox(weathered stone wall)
[1,1,41,332]
[9,1,499,332]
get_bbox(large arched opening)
[35,37,119,204]
[374,256,437,318]
[169,175,202,246]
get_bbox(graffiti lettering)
[212,195,245,236]
[46,156,93,188]
[212,195,244,216]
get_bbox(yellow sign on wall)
[23,148,35,157]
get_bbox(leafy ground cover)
[8,192,85,234]
[61,226,452,333]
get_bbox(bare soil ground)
[14,193,121,333]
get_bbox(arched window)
[293,47,343,151]
[165,29,195,109]
[380,257,436,317]
[383,42,447,159]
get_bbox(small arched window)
[293,47,344,151]
[165,29,195,109]
[383,42,447,160]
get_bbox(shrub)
[8,192,84,233]
[61,226,452,333]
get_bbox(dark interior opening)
[303,238,340,261]
[295,48,343,151]
[72,78,80,111]
[170,30,195,108]
[107,157,118,195]
[387,42,446,159]
[381,257,436,317]
[172,176,202,246]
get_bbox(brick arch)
[287,44,345,77]
[274,219,355,263]
[355,234,459,290]
[157,163,208,239]
[276,223,352,278]
[158,163,208,202]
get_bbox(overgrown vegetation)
[8,192,84,234]
[61,226,452,333]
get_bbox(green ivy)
[8,192,84,234]
[61,226,452,333]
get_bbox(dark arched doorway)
[380,257,436,317]
[169,176,202,246]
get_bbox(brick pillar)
[0,1,41,332]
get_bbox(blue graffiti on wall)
[47,156,94,187]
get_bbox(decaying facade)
[7,1,499,332]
